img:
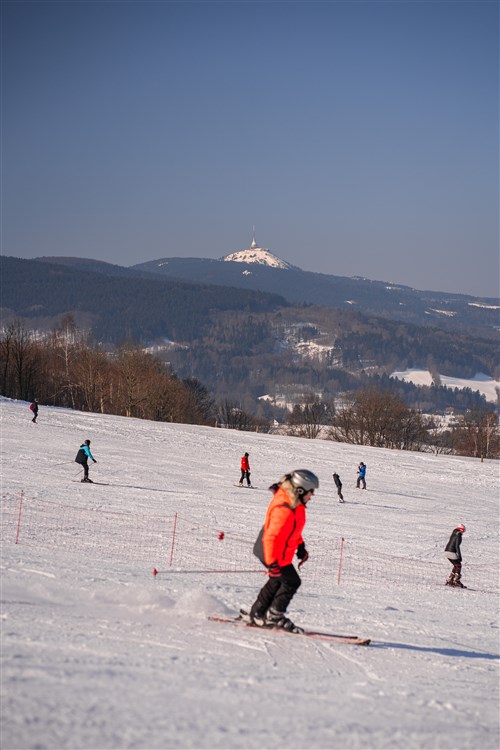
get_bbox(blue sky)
[3,1,498,296]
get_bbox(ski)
[208,615,371,645]
[233,484,258,489]
[71,480,109,485]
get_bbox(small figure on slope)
[445,524,466,588]
[239,452,251,487]
[333,472,344,502]
[30,399,39,424]
[248,469,319,633]
[356,461,367,489]
[75,439,97,483]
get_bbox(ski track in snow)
[1,398,499,750]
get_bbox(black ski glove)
[297,542,309,569]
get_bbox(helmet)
[244,452,249,457]
[289,469,319,495]
[456,524,466,532]
[84,439,91,446]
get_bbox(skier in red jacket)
[248,469,319,633]
[238,452,251,487]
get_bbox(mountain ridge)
[2,254,497,414]
[131,255,499,338]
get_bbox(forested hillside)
[133,256,500,338]
[2,256,497,416]
[161,307,496,412]
[1,256,287,342]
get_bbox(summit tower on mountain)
[220,231,299,270]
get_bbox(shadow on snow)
[373,641,499,660]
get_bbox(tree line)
[0,318,215,425]
[286,390,499,459]
[1,319,498,458]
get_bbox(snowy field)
[390,370,499,404]
[1,398,499,750]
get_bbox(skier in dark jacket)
[333,472,344,502]
[248,469,319,633]
[75,440,97,483]
[30,400,39,423]
[445,524,466,587]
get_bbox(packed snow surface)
[1,398,499,750]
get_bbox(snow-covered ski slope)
[1,398,499,750]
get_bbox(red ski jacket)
[262,486,306,567]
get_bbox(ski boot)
[267,608,304,634]
[246,606,267,627]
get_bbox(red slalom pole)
[337,536,345,585]
[15,490,24,544]
[169,512,178,567]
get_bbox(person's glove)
[93,459,97,463]
[268,562,281,577]
[297,542,309,570]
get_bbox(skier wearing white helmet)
[248,469,319,633]
[444,524,466,588]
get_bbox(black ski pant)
[356,477,366,489]
[251,564,301,617]
[79,458,89,480]
[239,470,251,486]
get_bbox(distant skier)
[29,400,39,424]
[239,452,251,487]
[333,472,344,502]
[356,462,366,489]
[248,469,319,634]
[75,439,97,483]
[445,524,466,588]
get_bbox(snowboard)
[208,614,370,645]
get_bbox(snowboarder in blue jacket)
[75,440,97,483]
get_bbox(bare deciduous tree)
[216,400,256,431]
[328,388,427,450]
[452,409,500,460]
[287,398,334,439]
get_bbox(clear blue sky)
[2,1,499,297]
